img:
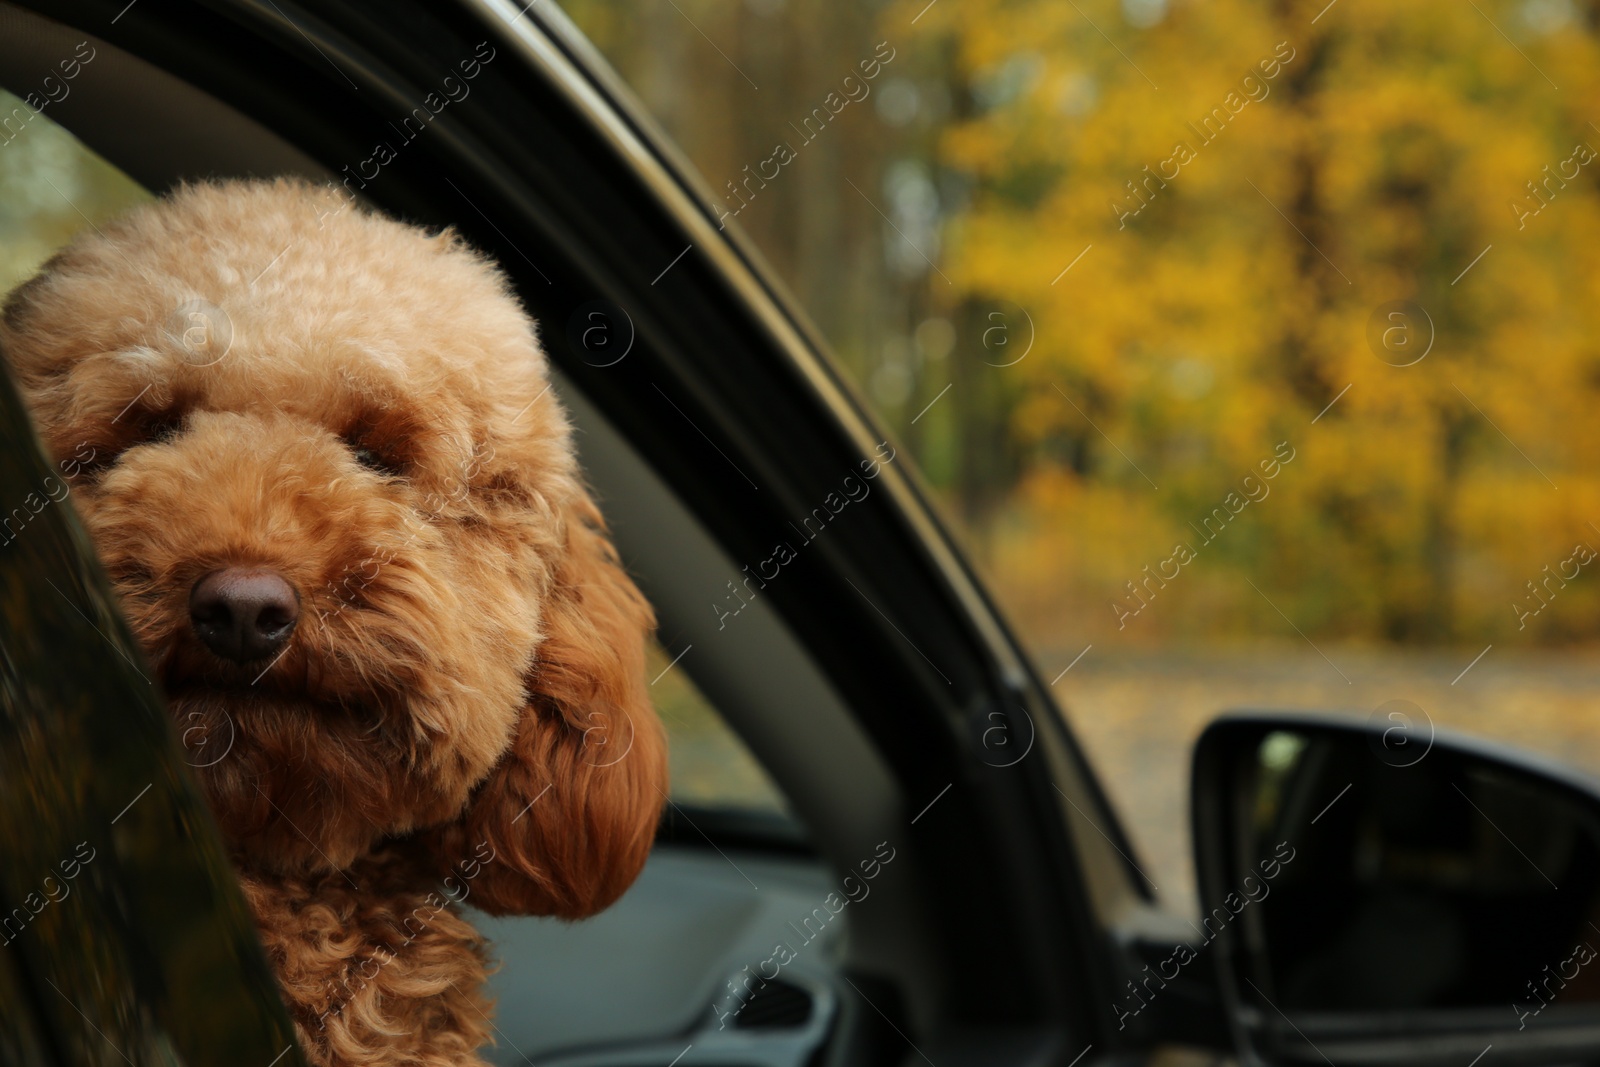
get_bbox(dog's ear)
[422,491,667,918]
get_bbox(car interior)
[0,5,937,1064]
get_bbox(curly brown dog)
[1,178,668,1066]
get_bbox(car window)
[559,0,1600,916]
[1,95,792,830]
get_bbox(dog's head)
[1,178,666,917]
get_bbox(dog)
[1,178,668,1066]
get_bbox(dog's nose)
[189,567,300,663]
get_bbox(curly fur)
[1,178,668,1066]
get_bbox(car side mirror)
[1192,712,1600,1067]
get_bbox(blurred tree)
[905,0,1600,649]
[563,0,1600,651]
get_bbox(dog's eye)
[347,440,406,478]
[71,445,115,479]
[145,414,183,445]
[86,409,185,475]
